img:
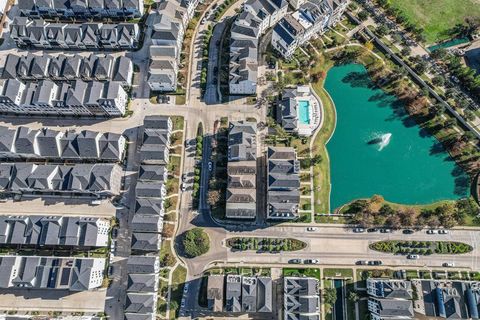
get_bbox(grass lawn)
[283,268,321,280]
[171,116,184,131]
[170,265,187,319]
[323,268,353,278]
[175,94,186,105]
[387,0,480,44]
[310,54,335,214]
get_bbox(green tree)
[348,291,359,303]
[358,10,368,21]
[324,288,337,305]
[182,228,210,258]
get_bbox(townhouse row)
[0,162,122,197]
[229,0,288,95]
[0,215,110,248]
[0,78,128,116]
[124,115,173,320]
[225,121,301,221]
[125,256,161,320]
[206,274,320,320]
[0,126,125,162]
[2,53,133,86]
[0,255,105,291]
[367,278,480,319]
[10,17,140,50]
[147,0,200,92]
[18,0,144,19]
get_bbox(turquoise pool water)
[428,37,469,52]
[325,64,469,210]
[298,100,310,124]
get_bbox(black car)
[403,229,414,234]
[356,260,367,265]
[289,259,302,264]
[367,228,378,233]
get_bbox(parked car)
[367,228,379,233]
[407,254,419,260]
[368,260,382,265]
[443,262,455,267]
[403,229,414,234]
[353,228,365,233]
[438,229,449,234]
[380,228,392,233]
[112,228,118,238]
[304,259,319,264]
[208,161,213,171]
[183,283,189,294]
[356,260,367,265]
[107,266,114,276]
[426,229,438,234]
[181,184,187,192]
[182,173,188,182]
[288,259,302,264]
[306,227,317,232]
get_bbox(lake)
[324,63,469,210]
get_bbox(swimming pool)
[298,100,310,124]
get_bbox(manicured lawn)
[283,268,321,280]
[171,116,184,131]
[388,0,480,44]
[323,268,353,278]
[170,265,187,319]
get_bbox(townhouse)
[229,0,288,95]
[284,277,320,320]
[223,275,273,313]
[226,121,258,219]
[10,18,140,50]
[0,78,128,116]
[271,0,348,59]
[0,163,122,197]
[0,126,125,162]
[266,147,301,220]
[18,0,144,19]
[367,278,414,320]
[0,256,105,291]
[0,215,110,248]
[147,0,191,92]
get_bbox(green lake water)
[324,64,469,211]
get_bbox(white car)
[181,184,187,192]
[443,262,455,267]
[407,254,419,260]
[438,229,449,234]
[426,229,438,234]
[306,227,317,232]
[208,161,213,171]
[183,283,189,294]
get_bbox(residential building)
[125,293,157,314]
[10,18,140,50]
[367,279,413,300]
[0,256,105,291]
[131,214,164,233]
[267,147,300,220]
[284,276,320,320]
[18,0,144,18]
[244,0,288,34]
[226,121,257,219]
[271,0,348,59]
[420,280,469,319]
[226,275,242,312]
[0,215,110,247]
[0,126,125,161]
[131,232,161,252]
[207,275,224,312]
[127,273,159,293]
[368,298,414,320]
[0,163,122,197]
[126,256,160,274]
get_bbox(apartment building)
[226,121,257,219]
[271,0,348,58]
[10,18,140,50]
[223,275,273,313]
[266,147,300,220]
[0,256,105,291]
[366,279,414,320]
[0,215,110,247]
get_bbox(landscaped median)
[226,237,306,252]
[370,240,473,255]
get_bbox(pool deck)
[297,91,322,136]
